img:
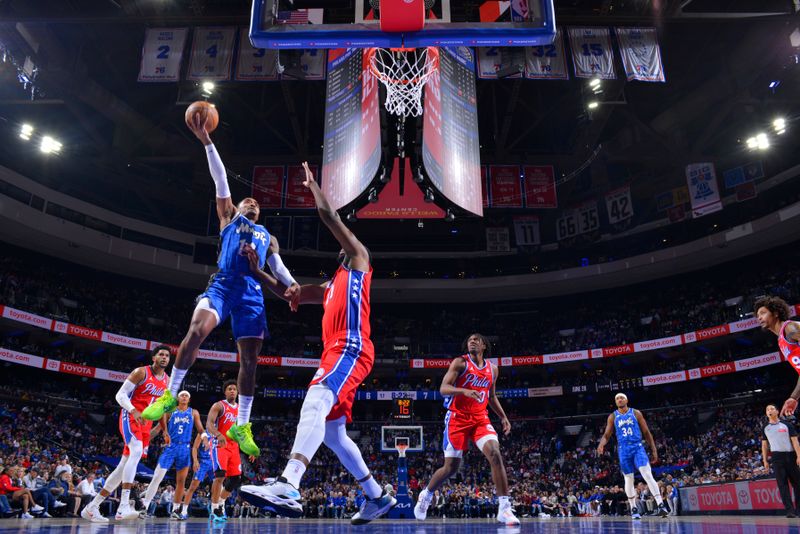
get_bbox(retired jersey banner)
[513,216,541,246]
[476,47,522,80]
[252,166,284,209]
[285,165,316,208]
[568,27,616,79]
[686,162,723,218]
[605,185,634,224]
[138,28,188,82]
[522,165,558,208]
[614,27,665,82]
[489,165,523,208]
[187,27,237,81]
[525,29,569,80]
[235,28,279,81]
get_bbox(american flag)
[277,8,323,25]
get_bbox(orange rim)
[366,47,439,86]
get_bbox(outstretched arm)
[265,235,301,302]
[244,247,326,309]
[187,114,236,230]
[300,162,370,272]
[597,413,615,454]
[635,410,658,463]
[487,364,511,435]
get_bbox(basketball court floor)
[2,517,798,534]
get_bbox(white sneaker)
[498,506,520,526]
[31,504,44,512]
[82,506,109,523]
[414,490,432,521]
[53,501,67,508]
[115,504,140,521]
[21,513,34,519]
[42,512,53,518]
[240,479,303,518]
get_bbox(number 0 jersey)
[444,355,494,415]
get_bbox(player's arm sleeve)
[115,380,137,412]
[266,238,298,287]
[206,144,231,199]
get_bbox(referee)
[762,404,800,517]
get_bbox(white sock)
[89,493,105,509]
[143,467,167,508]
[498,496,510,510]
[282,459,306,488]
[181,503,188,514]
[120,489,131,506]
[237,395,253,426]
[361,476,382,500]
[168,367,189,396]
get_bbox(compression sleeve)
[266,253,298,287]
[115,380,137,412]
[206,144,231,199]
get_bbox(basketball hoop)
[366,47,439,118]
[395,443,409,458]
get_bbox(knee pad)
[223,476,242,492]
[214,469,227,480]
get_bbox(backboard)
[250,0,556,49]
[380,425,424,453]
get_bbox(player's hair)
[754,296,792,322]
[462,333,492,359]
[223,379,238,392]
[766,404,777,411]
[150,344,172,358]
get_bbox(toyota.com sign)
[680,479,791,513]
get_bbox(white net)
[367,47,439,118]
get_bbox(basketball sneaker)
[210,504,227,522]
[115,503,140,521]
[226,422,260,457]
[170,510,183,520]
[351,491,397,525]
[240,479,303,518]
[497,504,520,526]
[657,502,669,517]
[631,510,642,520]
[414,488,433,520]
[81,505,109,523]
[142,390,177,421]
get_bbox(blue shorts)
[198,273,268,340]
[618,444,650,475]
[158,443,191,471]
[194,458,214,482]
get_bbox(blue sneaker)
[210,505,227,522]
[240,478,303,518]
[351,491,397,525]
[631,510,642,520]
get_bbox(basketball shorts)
[211,440,242,477]
[309,337,375,424]
[618,444,650,475]
[194,458,214,482]
[158,443,192,471]
[119,409,152,456]
[197,273,268,340]
[443,410,498,458]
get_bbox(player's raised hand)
[781,397,798,417]
[188,113,212,146]
[501,417,511,435]
[301,161,316,188]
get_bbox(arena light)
[589,78,601,89]
[19,123,33,140]
[745,137,758,149]
[768,80,780,89]
[587,101,599,110]
[201,81,215,97]
[756,132,769,150]
[40,135,62,154]
[774,117,786,135]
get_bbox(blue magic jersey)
[167,408,194,445]
[218,213,269,274]
[614,408,643,450]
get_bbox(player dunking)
[207,380,245,522]
[141,391,204,520]
[240,162,395,524]
[597,393,669,519]
[755,297,800,416]
[414,334,519,526]
[81,346,171,522]
[143,115,300,457]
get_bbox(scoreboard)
[393,398,413,422]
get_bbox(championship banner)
[604,185,634,224]
[567,27,616,79]
[614,27,665,83]
[187,27,237,81]
[489,165,523,208]
[138,28,188,82]
[525,29,569,80]
[513,216,541,246]
[235,28,279,81]
[686,162,723,218]
[522,165,558,208]
[477,47,523,79]
[285,165,316,208]
[251,166,284,209]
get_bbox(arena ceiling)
[0,0,798,241]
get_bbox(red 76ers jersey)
[780,321,800,374]
[215,400,238,437]
[444,355,494,415]
[129,366,168,412]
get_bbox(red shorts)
[310,337,374,424]
[211,440,242,477]
[443,410,498,457]
[119,410,152,457]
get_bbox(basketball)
[185,101,219,133]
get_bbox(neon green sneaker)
[141,390,177,421]
[226,423,260,457]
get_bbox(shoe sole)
[81,511,108,523]
[351,497,397,525]
[241,488,303,518]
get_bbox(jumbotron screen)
[321,48,382,211]
[422,47,483,217]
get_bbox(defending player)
[81,346,171,522]
[141,391,205,520]
[413,334,519,526]
[240,162,395,525]
[207,380,243,522]
[142,115,300,457]
[754,297,800,416]
[178,431,214,517]
[597,393,669,519]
